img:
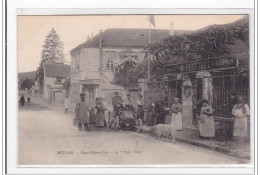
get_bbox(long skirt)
[233,117,247,137]
[198,116,215,137]
[96,111,105,127]
[147,111,156,126]
[171,112,182,130]
[137,105,144,120]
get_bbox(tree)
[36,28,65,89]
[114,60,148,87]
[63,78,70,90]
[21,79,34,90]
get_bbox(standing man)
[64,95,69,114]
[232,96,250,142]
[155,95,166,124]
[27,97,31,104]
[75,93,91,131]
[146,97,156,126]
[125,94,136,111]
[112,91,124,116]
[19,94,25,107]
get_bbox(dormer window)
[56,77,62,83]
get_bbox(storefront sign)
[165,57,238,74]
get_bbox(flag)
[148,15,155,27]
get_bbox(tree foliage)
[20,78,34,90]
[147,16,249,67]
[63,77,71,90]
[114,60,148,87]
[36,28,65,89]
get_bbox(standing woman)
[171,98,182,131]
[137,95,144,122]
[197,99,215,138]
[232,96,250,142]
[19,94,25,107]
[95,97,105,130]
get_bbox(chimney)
[87,35,90,41]
[169,22,174,36]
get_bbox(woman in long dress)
[171,98,182,130]
[137,95,144,121]
[95,97,105,129]
[232,96,250,140]
[197,99,215,138]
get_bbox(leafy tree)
[115,16,249,88]
[63,78,70,90]
[36,28,64,89]
[114,60,148,87]
[147,16,249,65]
[21,79,34,89]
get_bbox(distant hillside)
[18,71,36,81]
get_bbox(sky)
[17,14,245,73]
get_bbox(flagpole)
[148,16,151,81]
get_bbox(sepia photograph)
[17,14,252,165]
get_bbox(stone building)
[70,28,191,106]
[43,63,71,104]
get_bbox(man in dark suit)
[112,92,123,116]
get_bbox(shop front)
[164,55,249,135]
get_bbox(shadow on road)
[19,103,51,111]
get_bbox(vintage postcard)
[17,14,253,166]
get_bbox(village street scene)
[18,15,251,165]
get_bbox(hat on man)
[127,94,131,96]
[201,99,209,104]
[80,93,85,97]
[114,91,119,95]
[174,97,179,101]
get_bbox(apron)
[198,105,215,137]
[233,106,248,137]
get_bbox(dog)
[150,124,176,143]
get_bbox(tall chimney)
[169,22,174,36]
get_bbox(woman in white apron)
[197,99,215,138]
[171,98,182,131]
[232,96,250,140]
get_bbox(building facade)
[70,28,191,106]
[43,63,71,104]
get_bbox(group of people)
[197,96,250,141]
[74,93,107,131]
[112,91,144,121]
[144,95,250,142]
[19,94,31,107]
[72,91,250,142]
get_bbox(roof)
[44,63,71,78]
[71,28,192,53]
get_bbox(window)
[106,53,114,70]
[56,77,62,83]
